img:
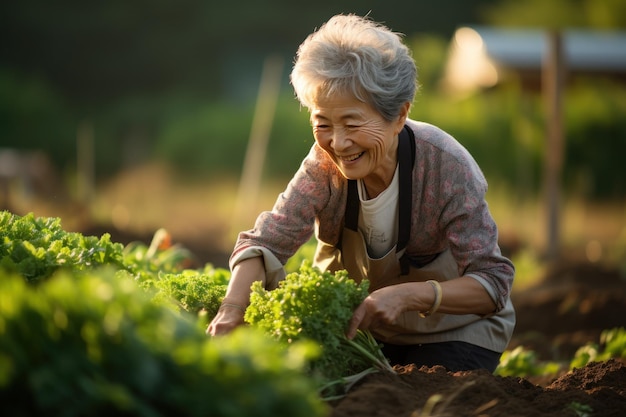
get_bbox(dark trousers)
[381,340,502,373]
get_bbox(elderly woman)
[208,14,515,373]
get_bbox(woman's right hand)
[207,256,267,336]
[207,304,246,336]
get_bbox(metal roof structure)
[442,26,626,93]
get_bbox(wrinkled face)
[311,92,406,188]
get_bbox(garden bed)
[330,359,624,417]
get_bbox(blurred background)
[1,0,625,275]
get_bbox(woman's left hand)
[345,283,413,339]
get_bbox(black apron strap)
[397,125,415,253]
[344,125,415,273]
[345,179,360,231]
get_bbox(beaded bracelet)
[419,279,442,318]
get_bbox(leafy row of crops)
[0,211,397,415]
[0,211,331,416]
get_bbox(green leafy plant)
[570,327,626,369]
[0,212,229,324]
[0,211,127,283]
[497,328,626,379]
[120,228,230,324]
[0,267,326,417]
[244,261,394,398]
[495,345,561,378]
[121,228,196,282]
[150,265,229,322]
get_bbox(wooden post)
[76,120,95,203]
[542,31,565,260]
[232,55,283,235]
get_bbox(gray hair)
[290,14,418,121]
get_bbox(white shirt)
[357,164,399,259]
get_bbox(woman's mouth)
[339,152,364,162]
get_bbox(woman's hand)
[346,283,414,339]
[207,304,246,336]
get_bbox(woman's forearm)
[222,256,266,307]
[406,276,496,316]
[439,276,496,315]
[207,256,266,336]
[346,276,497,339]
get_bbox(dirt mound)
[331,359,625,417]
[511,260,626,361]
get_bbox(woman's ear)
[395,102,411,134]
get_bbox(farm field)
[3,162,626,416]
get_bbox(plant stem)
[343,330,395,373]
[319,367,380,401]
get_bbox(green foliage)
[497,328,626,379]
[245,261,393,395]
[570,327,626,369]
[408,34,449,94]
[150,266,229,323]
[0,211,232,326]
[153,93,312,179]
[154,101,253,177]
[121,228,196,283]
[509,248,545,290]
[0,211,127,283]
[482,0,626,29]
[563,81,626,198]
[119,228,230,323]
[0,70,76,168]
[0,268,326,416]
[2,0,625,199]
[482,0,589,28]
[495,346,561,378]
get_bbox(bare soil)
[330,359,625,417]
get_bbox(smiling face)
[311,92,409,197]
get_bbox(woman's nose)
[332,129,351,151]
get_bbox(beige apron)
[314,230,480,343]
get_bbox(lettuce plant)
[244,261,394,398]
